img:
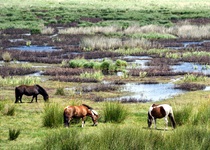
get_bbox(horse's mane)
[82,104,93,110]
[35,84,48,96]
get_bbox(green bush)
[42,103,63,128]
[100,60,111,74]
[103,102,128,123]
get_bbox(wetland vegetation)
[0,0,210,149]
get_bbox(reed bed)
[59,24,210,40]
[0,76,40,86]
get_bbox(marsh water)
[8,45,60,52]
[4,39,210,102]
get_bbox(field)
[0,0,210,150]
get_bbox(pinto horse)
[15,84,49,103]
[148,104,176,130]
[63,104,99,127]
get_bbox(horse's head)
[91,109,99,126]
[44,94,49,102]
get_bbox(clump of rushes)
[55,87,65,95]
[2,52,12,62]
[3,104,15,116]
[103,102,128,123]
[42,103,63,128]
[68,58,127,74]
[80,71,104,81]
[0,76,40,86]
[8,129,21,141]
[182,73,207,82]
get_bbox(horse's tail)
[63,107,69,127]
[169,108,176,129]
[15,87,19,103]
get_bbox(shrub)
[100,60,111,74]
[42,103,63,128]
[103,102,128,123]
[8,129,21,141]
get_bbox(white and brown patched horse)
[63,104,99,127]
[148,104,176,130]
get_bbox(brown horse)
[148,104,176,130]
[15,84,49,103]
[63,104,99,127]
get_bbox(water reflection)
[8,45,60,52]
[171,62,210,75]
[166,40,210,50]
[119,83,184,101]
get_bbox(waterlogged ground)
[1,20,210,102]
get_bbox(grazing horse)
[148,104,176,130]
[15,84,49,103]
[63,104,99,127]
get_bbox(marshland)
[0,0,210,149]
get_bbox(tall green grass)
[0,76,40,86]
[193,103,210,125]
[174,104,193,126]
[103,102,128,123]
[37,125,210,150]
[42,103,63,128]
[40,128,81,150]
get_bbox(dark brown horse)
[15,84,49,103]
[148,104,176,130]
[63,104,99,127]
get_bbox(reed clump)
[42,103,63,128]
[103,102,128,123]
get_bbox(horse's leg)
[31,96,35,103]
[164,117,168,130]
[20,95,23,103]
[154,118,157,129]
[82,117,86,128]
[35,95,38,102]
[15,95,19,103]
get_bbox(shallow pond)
[166,40,210,50]
[118,83,184,101]
[8,45,60,52]
[171,62,210,75]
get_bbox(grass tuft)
[8,128,21,141]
